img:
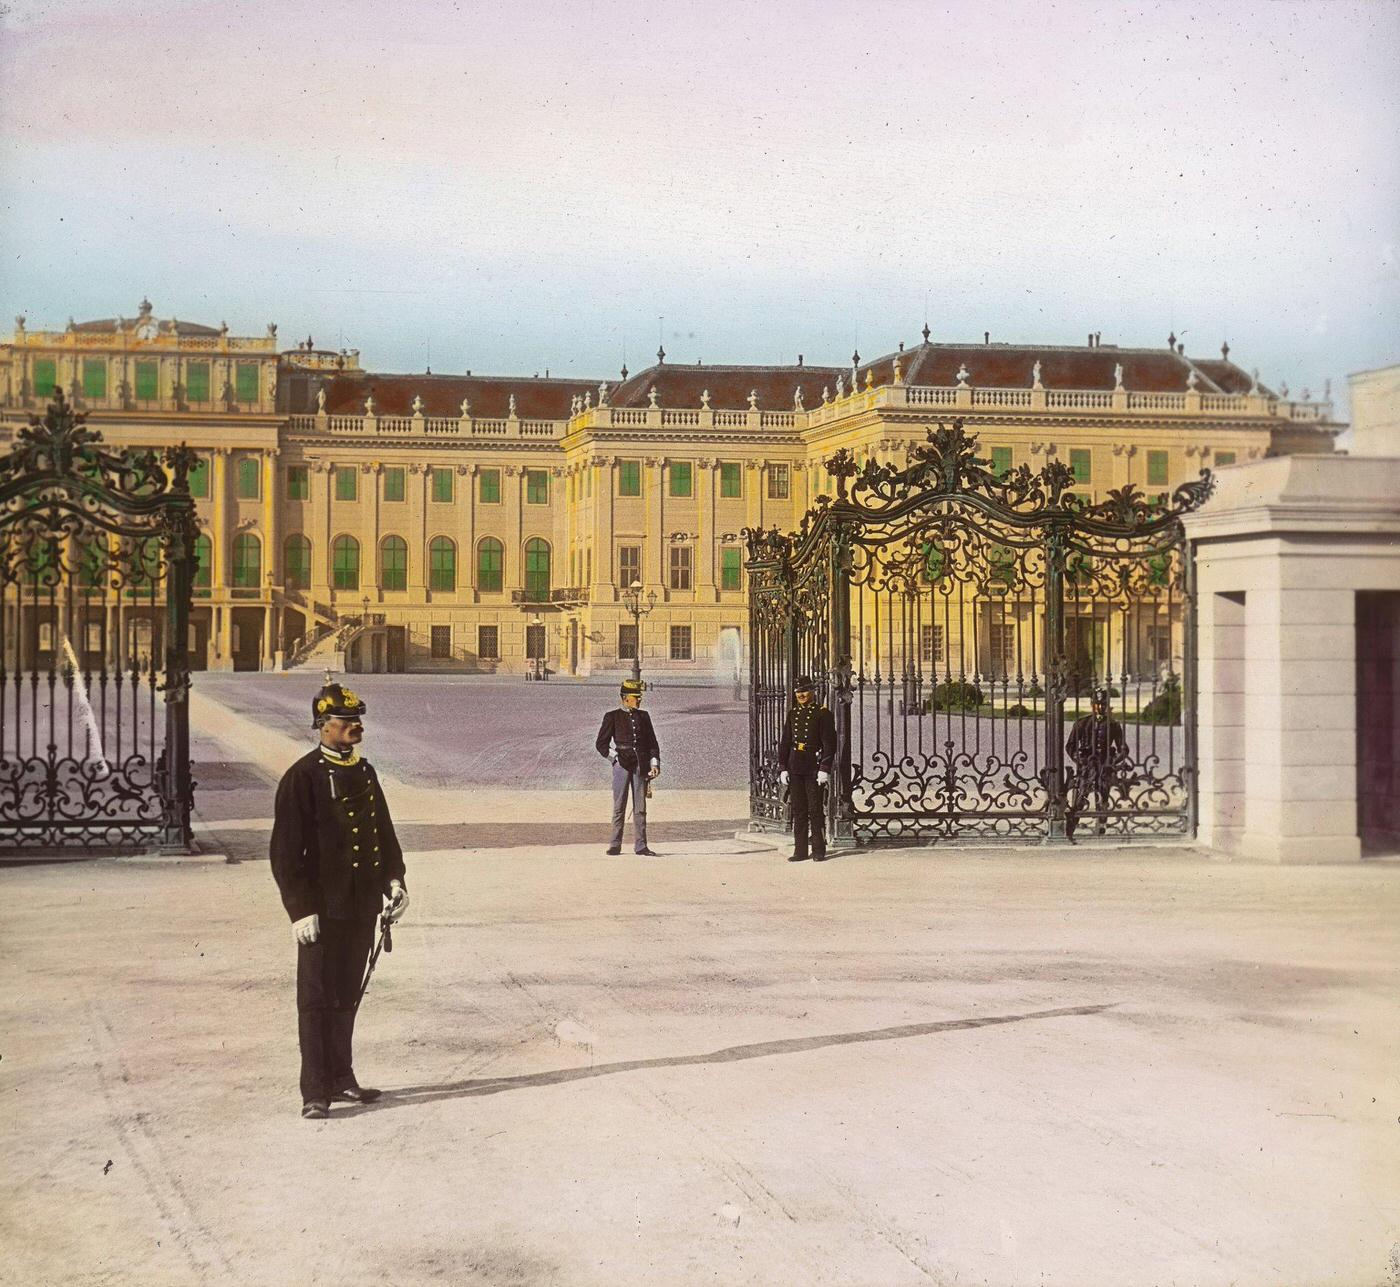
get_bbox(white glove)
[779,770,789,787]
[386,880,409,923]
[817,770,831,787]
[648,758,660,780]
[293,913,320,946]
[609,750,618,763]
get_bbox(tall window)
[921,624,945,664]
[187,361,210,403]
[720,546,742,591]
[670,626,693,661]
[286,465,309,500]
[989,623,1017,677]
[619,460,641,496]
[33,358,57,398]
[193,534,212,593]
[669,545,692,591]
[719,462,742,498]
[232,533,261,589]
[1146,450,1169,487]
[431,625,452,660]
[1069,448,1092,485]
[235,362,259,403]
[382,467,405,502]
[525,470,549,504]
[429,537,456,591]
[669,461,693,497]
[524,538,551,600]
[618,545,642,588]
[477,538,504,592]
[478,468,501,503]
[380,536,407,591]
[477,626,499,660]
[334,466,357,501]
[767,464,790,499]
[135,361,158,401]
[188,456,209,499]
[1214,451,1236,467]
[82,358,107,399]
[236,458,260,499]
[284,534,311,590]
[618,624,638,660]
[332,535,360,590]
[431,467,453,503]
[991,446,1013,475]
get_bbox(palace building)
[0,306,1342,676]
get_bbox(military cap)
[793,674,816,693]
[619,679,646,698]
[1090,686,1111,707]
[312,682,367,725]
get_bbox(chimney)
[984,331,990,345]
[1088,333,1094,347]
[797,354,804,366]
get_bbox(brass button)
[354,844,360,851]
[353,862,359,868]
[352,827,359,834]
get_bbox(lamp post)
[620,578,657,684]
[361,594,370,624]
[530,611,545,681]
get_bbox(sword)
[354,907,394,1014]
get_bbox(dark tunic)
[778,702,837,776]
[596,708,661,774]
[1065,714,1128,777]
[270,747,407,923]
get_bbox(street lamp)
[361,594,370,623]
[530,611,546,681]
[620,578,657,684]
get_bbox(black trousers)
[1066,767,1113,839]
[790,772,826,855]
[296,915,375,1103]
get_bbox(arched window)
[476,537,503,592]
[428,536,456,592]
[332,534,360,591]
[232,532,261,589]
[193,534,212,591]
[524,537,551,601]
[380,535,407,591]
[283,534,311,591]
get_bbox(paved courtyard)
[1,843,1397,1286]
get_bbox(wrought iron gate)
[0,392,197,850]
[746,421,1212,844]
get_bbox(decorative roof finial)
[851,349,860,369]
[1220,340,1230,361]
[620,362,629,380]
[364,395,375,416]
[700,388,710,409]
[1186,368,1198,391]
[922,322,931,343]
[1168,330,1176,349]
[955,363,970,386]
[747,389,758,411]
[647,386,658,409]
[411,394,424,415]
[460,397,471,417]
[139,297,153,316]
[656,344,666,364]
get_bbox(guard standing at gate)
[596,679,661,855]
[779,675,837,862]
[270,683,409,1119]
[1064,686,1129,841]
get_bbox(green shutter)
[232,534,261,588]
[526,470,548,504]
[82,359,107,399]
[429,538,456,591]
[235,363,259,403]
[285,536,311,590]
[332,537,360,590]
[135,361,159,400]
[1147,450,1169,486]
[286,466,309,500]
[721,547,742,590]
[719,462,741,498]
[1069,448,1091,485]
[381,537,407,591]
[478,469,500,503]
[619,461,641,496]
[991,446,1013,475]
[33,358,57,397]
[524,539,551,597]
[477,539,503,591]
[1214,451,1235,467]
[187,362,210,402]
[188,456,210,499]
[193,535,212,590]
[669,461,692,497]
[383,467,405,502]
[432,467,453,503]
[335,467,357,502]
[236,458,259,499]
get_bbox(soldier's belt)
[796,741,806,751]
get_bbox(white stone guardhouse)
[1184,455,1400,861]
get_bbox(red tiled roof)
[317,371,599,420]
[606,363,846,411]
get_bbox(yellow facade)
[0,312,1340,676]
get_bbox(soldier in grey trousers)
[595,679,662,855]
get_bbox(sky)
[1,0,1397,414]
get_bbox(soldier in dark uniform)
[595,678,661,855]
[270,683,409,1119]
[779,675,837,862]
[1064,686,1129,841]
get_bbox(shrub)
[1140,674,1182,725]
[1007,703,1032,717]
[926,680,985,712]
